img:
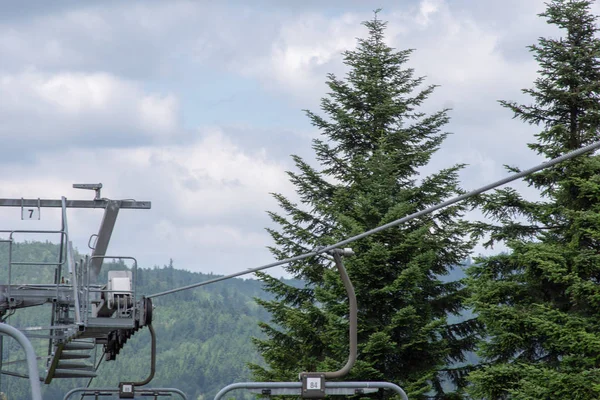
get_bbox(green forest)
[0,243,469,400]
[4,0,600,399]
[0,241,292,400]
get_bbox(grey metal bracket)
[73,183,103,201]
[119,382,134,398]
[300,373,326,398]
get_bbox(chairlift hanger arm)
[147,139,600,299]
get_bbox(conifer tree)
[467,1,600,398]
[251,13,480,399]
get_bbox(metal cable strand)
[147,140,600,299]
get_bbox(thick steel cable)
[148,140,600,299]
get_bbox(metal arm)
[126,322,156,387]
[303,248,357,379]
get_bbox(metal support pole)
[62,198,81,325]
[90,200,121,278]
[0,323,42,400]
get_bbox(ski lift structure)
[1,141,600,399]
[0,184,158,399]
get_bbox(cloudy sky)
[0,0,587,281]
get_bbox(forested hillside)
[0,241,472,400]
[0,241,283,400]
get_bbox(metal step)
[52,369,97,378]
[63,341,95,351]
[56,361,94,370]
[59,352,91,360]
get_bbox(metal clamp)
[300,373,326,398]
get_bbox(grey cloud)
[0,70,188,164]
[0,0,574,275]
[0,0,99,22]
[0,1,281,80]
[223,125,315,162]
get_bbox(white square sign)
[306,377,321,390]
[21,208,40,220]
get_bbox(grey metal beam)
[90,200,120,277]
[0,284,78,314]
[0,199,150,209]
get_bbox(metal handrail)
[0,323,43,400]
[63,387,187,399]
[2,229,68,310]
[213,381,408,400]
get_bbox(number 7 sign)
[22,208,40,220]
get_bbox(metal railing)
[63,387,188,399]
[0,230,68,306]
[213,381,408,400]
[0,323,42,400]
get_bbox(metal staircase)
[47,339,97,381]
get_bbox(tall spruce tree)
[467,1,600,398]
[250,13,480,399]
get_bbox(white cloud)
[0,70,179,147]
[240,12,362,96]
[0,0,578,276]
[0,128,295,274]
[136,129,294,223]
[417,0,442,26]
